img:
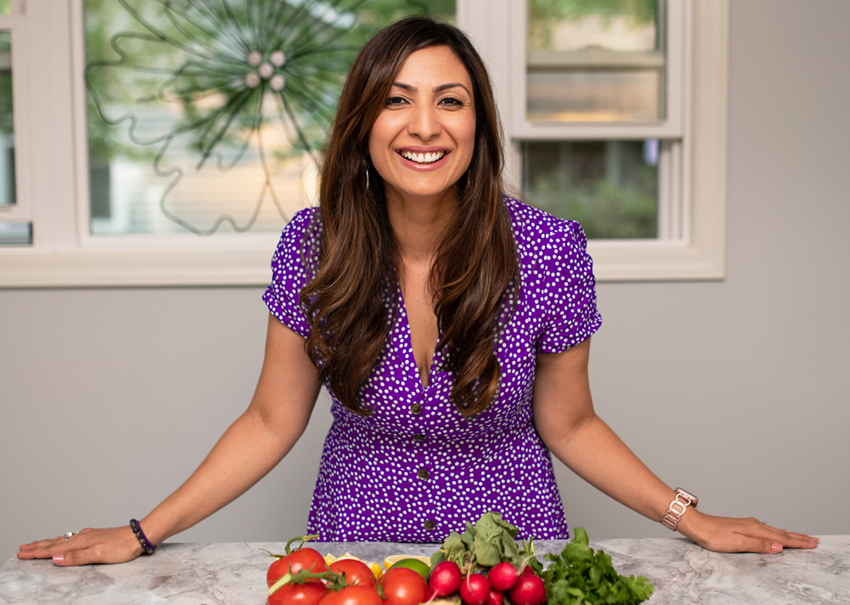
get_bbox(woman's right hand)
[17,525,145,566]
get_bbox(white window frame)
[460,0,729,281]
[0,0,728,287]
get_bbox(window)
[462,0,728,280]
[0,0,727,286]
[0,0,32,247]
[522,0,670,240]
[82,0,454,238]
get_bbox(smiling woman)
[304,17,518,421]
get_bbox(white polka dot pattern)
[263,197,602,542]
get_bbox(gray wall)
[2,0,849,560]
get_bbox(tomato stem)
[285,534,320,555]
[267,568,343,596]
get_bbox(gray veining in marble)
[1,536,847,604]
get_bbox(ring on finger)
[64,531,79,541]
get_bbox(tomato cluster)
[266,538,429,605]
[268,564,428,605]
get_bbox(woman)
[18,17,817,566]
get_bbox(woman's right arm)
[17,314,322,566]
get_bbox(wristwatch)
[661,488,698,531]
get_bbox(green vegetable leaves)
[429,514,654,605]
[474,512,520,567]
[544,528,654,605]
[431,512,528,574]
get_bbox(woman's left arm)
[532,338,819,553]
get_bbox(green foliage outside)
[0,31,12,137]
[529,0,657,49]
[526,164,657,239]
[0,0,10,14]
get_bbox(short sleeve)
[536,220,602,353]
[262,207,321,339]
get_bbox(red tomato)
[329,559,377,588]
[267,581,327,605]
[320,585,382,605]
[267,548,328,587]
[379,567,429,605]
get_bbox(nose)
[407,103,440,140]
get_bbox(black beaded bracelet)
[129,519,157,555]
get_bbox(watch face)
[676,488,698,507]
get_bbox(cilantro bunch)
[543,528,654,605]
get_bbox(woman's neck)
[386,189,458,264]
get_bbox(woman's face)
[368,45,476,208]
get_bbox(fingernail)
[52,554,64,564]
[771,542,783,553]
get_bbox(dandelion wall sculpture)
[85,0,368,235]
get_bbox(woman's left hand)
[678,509,819,553]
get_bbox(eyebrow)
[392,81,472,96]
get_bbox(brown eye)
[440,97,464,107]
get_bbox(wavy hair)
[301,17,518,418]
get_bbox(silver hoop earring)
[366,167,370,191]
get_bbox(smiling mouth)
[399,150,446,164]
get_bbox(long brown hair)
[302,17,518,418]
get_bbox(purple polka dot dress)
[263,197,601,542]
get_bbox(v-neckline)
[396,281,440,391]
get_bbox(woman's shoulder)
[283,205,322,238]
[503,196,589,255]
[276,206,322,249]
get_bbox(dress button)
[423,520,436,531]
[410,403,423,415]
[417,468,429,481]
[413,434,425,441]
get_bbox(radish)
[509,573,545,605]
[459,574,490,605]
[486,589,504,605]
[429,561,463,597]
[487,562,518,592]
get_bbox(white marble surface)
[1,536,847,604]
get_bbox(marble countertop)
[1,536,847,604]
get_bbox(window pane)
[0,1,10,16]
[527,0,665,122]
[0,221,31,245]
[0,30,14,207]
[522,140,659,239]
[84,0,455,236]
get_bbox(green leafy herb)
[543,528,654,605]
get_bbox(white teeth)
[400,150,445,164]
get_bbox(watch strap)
[661,488,698,531]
